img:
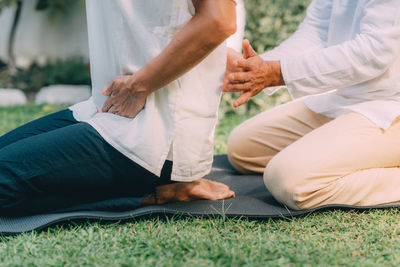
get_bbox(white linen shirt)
[69,0,227,181]
[261,0,400,130]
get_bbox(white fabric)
[69,0,228,181]
[227,0,246,52]
[261,0,400,130]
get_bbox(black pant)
[0,109,173,216]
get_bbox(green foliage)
[34,0,83,20]
[0,57,91,92]
[245,0,311,54]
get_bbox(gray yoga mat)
[0,155,399,235]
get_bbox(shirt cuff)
[262,86,285,96]
[280,57,305,99]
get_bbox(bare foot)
[141,178,235,205]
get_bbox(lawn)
[1,104,400,266]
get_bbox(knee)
[263,153,314,210]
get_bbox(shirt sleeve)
[260,0,333,95]
[260,0,333,61]
[281,0,400,99]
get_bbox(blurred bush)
[0,57,91,92]
[245,0,311,54]
[0,0,83,73]
[34,0,84,19]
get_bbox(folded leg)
[265,112,400,210]
[0,122,170,215]
[227,99,332,173]
[0,109,77,150]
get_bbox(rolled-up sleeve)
[282,0,400,99]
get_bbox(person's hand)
[222,48,245,91]
[223,40,284,108]
[101,75,148,118]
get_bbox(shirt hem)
[170,165,212,182]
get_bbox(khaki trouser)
[227,99,400,210]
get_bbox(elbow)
[213,17,237,40]
[193,0,237,44]
[204,17,236,46]
[216,18,237,38]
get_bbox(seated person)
[0,0,238,215]
[225,0,400,210]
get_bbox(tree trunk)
[7,0,23,75]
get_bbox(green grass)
[1,104,400,266]
[2,210,400,266]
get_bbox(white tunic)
[262,0,400,130]
[68,0,227,181]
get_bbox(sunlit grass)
[1,104,400,266]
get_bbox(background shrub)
[0,57,91,93]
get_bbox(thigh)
[0,109,77,150]
[0,122,165,214]
[227,99,333,173]
[268,112,400,189]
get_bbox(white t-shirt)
[262,0,400,130]
[69,0,227,181]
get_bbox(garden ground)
[1,104,400,266]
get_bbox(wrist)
[271,61,284,87]
[263,61,285,87]
[128,73,151,97]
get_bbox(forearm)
[134,0,237,94]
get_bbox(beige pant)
[227,99,400,210]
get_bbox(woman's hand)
[222,47,244,91]
[101,75,148,118]
[223,40,285,108]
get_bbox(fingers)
[225,82,252,92]
[234,59,251,70]
[102,81,114,96]
[242,39,257,59]
[225,72,252,92]
[108,105,119,114]
[102,98,113,112]
[233,91,253,108]
[228,72,250,83]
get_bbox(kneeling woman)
[0,0,237,216]
[226,0,400,210]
